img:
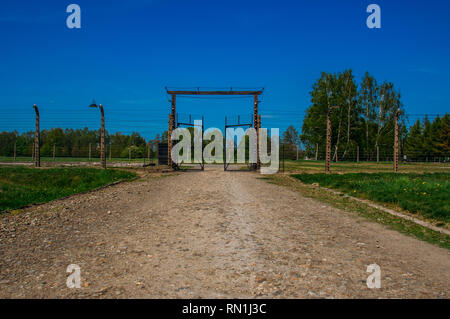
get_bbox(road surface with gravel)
[0,167,449,298]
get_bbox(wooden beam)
[166,90,263,96]
[33,104,40,168]
[168,114,173,168]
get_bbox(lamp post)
[89,101,106,169]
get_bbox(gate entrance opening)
[166,88,263,171]
[175,113,205,171]
[224,115,254,171]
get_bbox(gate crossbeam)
[166,90,263,96]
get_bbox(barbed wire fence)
[0,105,168,167]
[0,105,448,168]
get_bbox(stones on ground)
[0,168,449,298]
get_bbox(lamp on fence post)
[89,100,106,169]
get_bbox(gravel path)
[0,167,449,298]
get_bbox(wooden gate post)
[168,114,173,168]
[88,101,106,168]
[254,94,260,170]
[257,114,261,170]
[99,104,106,169]
[168,93,176,169]
[325,109,332,173]
[325,105,338,173]
[394,109,400,172]
[33,104,40,168]
[171,94,176,127]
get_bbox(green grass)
[292,172,450,222]
[0,167,136,212]
[282,159,450,174]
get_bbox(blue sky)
[0,0,449,139]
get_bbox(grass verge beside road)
[282,159,450,174]
[0,167,136,212]
[291,173,449,223]
[263,174,450,250]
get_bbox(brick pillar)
[168,114,173,168]
[33,104,40,168]
[253,94,259,170]
[394,109,400,172]
[325,109,332,173]
[257,114,261,170]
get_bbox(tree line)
[300,70,404,161]
[1,70,448,163]
[405,115,450,161]
[0,128,161,158]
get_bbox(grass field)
[292,173,450,222]
[0,167,136,212]
[281,159,450,174]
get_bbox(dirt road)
[1,167,449,298]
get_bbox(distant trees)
[300,70,449,161]
[404,115,450,160]
[359,72,380,160]
[301,70,406,161]
[0,128,159,159]
[281,125,301,160]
